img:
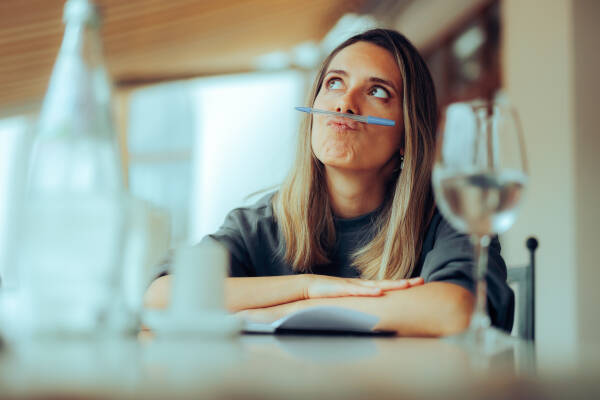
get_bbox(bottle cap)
[63,0,100,26]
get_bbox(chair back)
[507,237,539,340]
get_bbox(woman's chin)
[319,152,353,167]
[318,145,354,161]
[321,158,360,171]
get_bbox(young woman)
[145,29,514,337]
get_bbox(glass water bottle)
[13,0,125,337]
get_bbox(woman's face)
[311,41,404,173]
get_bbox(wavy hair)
[273,28,437,279]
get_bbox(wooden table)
[0,332,597,399]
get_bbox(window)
[126,70,305,245]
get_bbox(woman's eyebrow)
[369,77,398,93]
[325,69,398,93]
[324,69,348,78]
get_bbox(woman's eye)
[326,78,343,90]
[369,86,390,99]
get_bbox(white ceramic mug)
[170,237,229,313]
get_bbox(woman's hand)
[304,274,424,299]
[234,276,425,324]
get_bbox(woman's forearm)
[368,282,474,336]
[144,274,309,312]
[244,282,475,337]
[225,275,309,311]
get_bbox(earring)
[392,155,404,173]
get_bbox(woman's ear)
[382,152,403,177]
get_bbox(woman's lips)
[327,118,358,131]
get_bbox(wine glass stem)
[470,234,491,331]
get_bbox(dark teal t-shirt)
[159,192,515,331]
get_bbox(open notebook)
[243,306,390,334]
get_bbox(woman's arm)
[144,274,424,312]
[144,275,309,311]
[240,282,474,337]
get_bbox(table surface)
[0,331,598,400]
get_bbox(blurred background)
[0,0,598,364]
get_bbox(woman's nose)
[335,90,359,115]
[335,105,355,114]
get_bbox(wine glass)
[432,99,528,352]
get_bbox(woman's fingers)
[341,283,383,296]
[307,279,381,298]
[306,275,425,299]
[353,277,424,290]
[371,279,410,289]
[409,277,425,285]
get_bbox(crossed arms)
[145,274,474,337]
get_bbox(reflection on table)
[0,332,597,400]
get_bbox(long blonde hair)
[273,29,437,280]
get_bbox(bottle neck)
[60,20,104,70]
[31,7,124,193]
[38,14,113,138]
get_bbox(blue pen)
[295,106,395,127]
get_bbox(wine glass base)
[443,325,518,357]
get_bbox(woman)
[145,29,514,336]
